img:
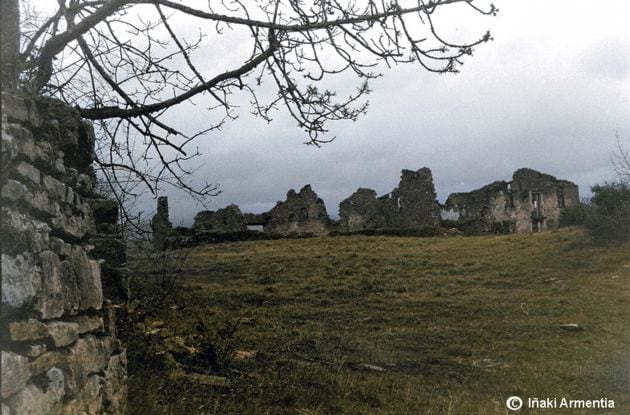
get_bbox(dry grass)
[127,228,630,414]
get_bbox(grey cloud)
[137,1,630,226]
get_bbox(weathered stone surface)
[1,122,18,165]
[103,351,128,414]
[13,161,41,185]
[2,94,29,124]
[50,201,95,240]
[193,204,248,234]
[76,173,95,195]
[46,321,79,347]
[1,351,30,399]
[73,315,104,335]
[29,350,64,377]
[8,319,48,342]
[2,179,58,217]
[69,246,102,311]
[36,251,78,319]
[53,374,102,415]
[46,368,66,402]
[21,344,47,358]
[151,196,172,249]
[339,188,382,231]
[6,123,35,162]
[1,253,41,315]
[6,384,52,414]
[1,207,51,255]
[65,335,112,394]
[339,168,441,232]
[43,175,68,202]
[6,368,65,415]
[48,237,72,258]
[381,168,440,230]
[264,185,331,236]
[2,94,125,413]
[0,0,20,91]
[443,168,580,234]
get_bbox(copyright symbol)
[506,396,523,411]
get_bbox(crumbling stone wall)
[151,196,172,250]
[1,93,126,414]
[443,168,579,234]
[264,185,331,236]
[339,188,384,231]
[193,204,248,235]
[338,168,441,232]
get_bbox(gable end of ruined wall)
[1,93,127,414]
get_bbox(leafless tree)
[8,0,496,205]
[612,133,630,183]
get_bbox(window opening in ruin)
[557,187,565,208]
[397,197,402,212]
[532,193,542,216]
[531,192,543,232]
[506,184,514,208]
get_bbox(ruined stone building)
[338,168,441,232]
[151,196,173,249]
[155,167,579,243]
[193,204,248,235]
[264,185,332,236]
[442,168,579,234]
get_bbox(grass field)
[126,229,630,414]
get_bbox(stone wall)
[151,196,172,250]
[264,185,331,236]
[443,168,579,234]
[1,93,126,414]
[193,204,248,235]
[338,168,441,232]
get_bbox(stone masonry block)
[13,161,41,185]
[73,315,104,335]
[68,246,102,311]
[36,251,74,319]
[1,351,31,399]
[45,321,79,347]
[1,253,41,316]
[1,207,51,255]
[8,319,48,342]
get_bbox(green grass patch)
[126,229,630,414]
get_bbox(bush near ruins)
[584,182,630,245]
[559,200,590,228]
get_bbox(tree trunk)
[1,0,20,91]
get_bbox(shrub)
[559,200,590,227]
[583,182,630,245]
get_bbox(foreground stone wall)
[1,93,126,414]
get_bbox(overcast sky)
[135,0,630,225]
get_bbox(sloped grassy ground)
[126,229,630,414]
